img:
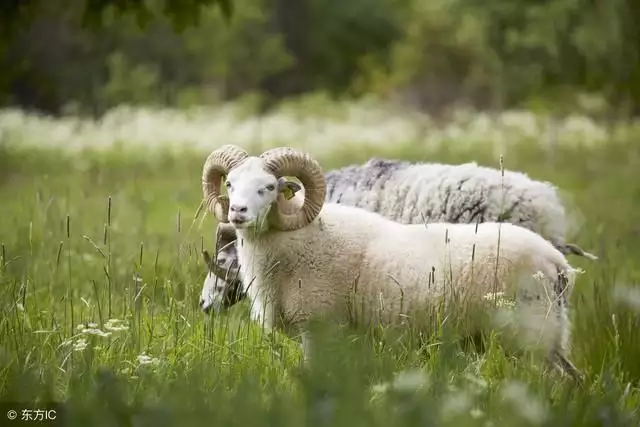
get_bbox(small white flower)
[370,369,430,397]
[137,353,160,366]
[82,328,111,337]
[104,318,129,332]
[470,408,484,419]
[370,383,389,395]
[483,292,516,309]
[16,303,25,311]
[483,292,505,301]
[391,368,430,392]
[73,338,88,352]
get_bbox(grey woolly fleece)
[324,158,590,258]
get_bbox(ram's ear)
[277,177,302,201]
[202,250,212,267]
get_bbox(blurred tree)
[385,0,497,115]
[0,0,233,37]
[1,0,639,118]
[384,0,640,118]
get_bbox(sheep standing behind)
[325,158,594,260]
[200,223,243,314]
[201,144,585,382]
[200,156,596,314]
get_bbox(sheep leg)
[546,268,584,384]
[547,350,585,385]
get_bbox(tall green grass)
[0,137,639,426]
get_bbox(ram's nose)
[230,204,248,213]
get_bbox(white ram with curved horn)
[201,144,585,382]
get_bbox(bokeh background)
[1,1,640,426]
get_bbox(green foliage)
[101,52,161,106]
[303,0,405,96]
[386,0,498,111]
[381,0,640,115]
[179,0,293,99]
[1,134,640,425]
[2,0,640,117]
[0,0,233,35]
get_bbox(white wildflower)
[104,318,129,332]
[483,292,516,309]
[390,368,430,393]
[73,338,88,352]
[483,292,505,301]
[82,327,111,337]
[0,102,615,160]
[137,353,160,367]
[370,368,430,396]
[470,408,484,419]
[16,303,24,311]
[370,382,389,395]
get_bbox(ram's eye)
[265,184,275,192]
[224,181,231,188]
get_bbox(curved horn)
[259,147,326,231]
[202,145,249,223]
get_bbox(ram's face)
[224,158,281,230]
[200,271,227,314]
[200,273,244,314]
[200,245,244,314]
[215,239,239,273]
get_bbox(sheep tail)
[556,243,598,261]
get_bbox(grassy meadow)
[1,104,640,426]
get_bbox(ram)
[201,144,585,382]
[200,155,596,314]
[200,223,244,314]
[200,180,305,313]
